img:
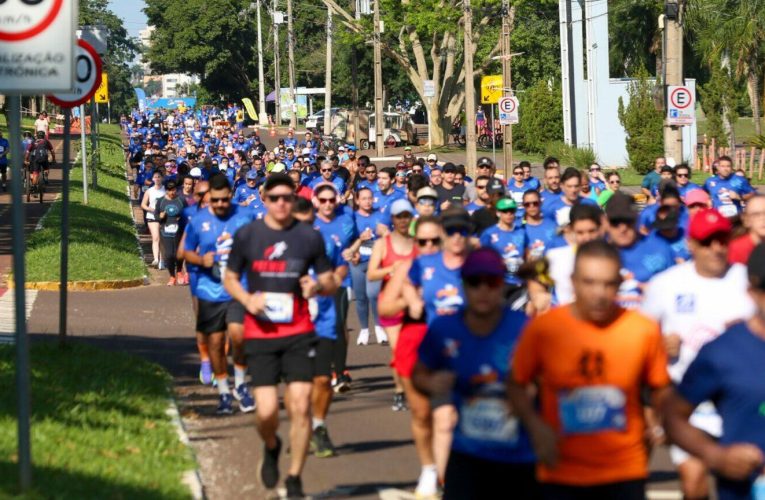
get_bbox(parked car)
[363,112,417,149]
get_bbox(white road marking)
[0,290,38,345]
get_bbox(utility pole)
[501,1,514,180]
[351,0,362,149]
[273,0,281,126]
[256,0,268,126]
[663,0,684,163]
[463,0,477,175]
[287,0,297,129]
[373,0,384,157]
[323,7,333,136]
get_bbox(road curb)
[166,398,206,500]
[14,278,146,291]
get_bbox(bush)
[515,79,563,154]
[617,67,664,174]
[699,62,738,148]
[545,141,598,170]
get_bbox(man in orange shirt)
[508,239,671,499]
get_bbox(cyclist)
[25,130,55,190]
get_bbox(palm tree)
[687,0,765,136]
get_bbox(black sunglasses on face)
[417,237,441,247]
[464,274,504,289]
[266,193,295,203]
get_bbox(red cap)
[688,208,732,241]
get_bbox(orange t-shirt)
[512,305,670,486]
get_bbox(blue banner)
[145,97,197,110]
[134,88,147,112]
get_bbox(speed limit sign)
[47,39,102,108]
[498,96,519,125]
[0,0,77,92]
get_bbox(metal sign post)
[80,104,88,204]
[59,108,71,346]
[8,94,31,491]
[90,97,98,188]
[491,104,496,166]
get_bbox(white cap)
[189,167,202,178]
[427,153,438,162]
[665,157,676,168]
[338,145,345,151]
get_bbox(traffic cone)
[270,125,276,137]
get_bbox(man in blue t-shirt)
[663,243,765,500]
[479,198,527,291]
[412,248,538,499]
[0,130,9,191]
[183,173,255,415]
[704,155,757,218]
[542,167,598,227]
[233,169,262,208]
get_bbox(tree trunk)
[721,53,734,148]
[748,67,762,136]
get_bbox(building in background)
[138,25,199,99]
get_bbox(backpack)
[31,140,48,164]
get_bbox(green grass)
[24,123,146,282]
[0,342,194,499]
[696,116,760,144]
[606,166,710,187]
[0,114,36,134]
[430,144,546,165]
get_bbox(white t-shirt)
[641,261,754,383]
[145,186,166,221]
[547,244,575,306]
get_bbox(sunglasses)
[418,198,436,206]
[609,180,621,185]
[688,203,707,210]
[523,201,540,207]
[417,237,441,247]
[477,165,491,169]
[320,168,332,173]
[476,184,488,190]
[210,197,230,204]
[608,217,634,227]
[266,193,295,203]
[589,168,601,172]
[445,227,469,237]
[366,170,377,174]
[676,173,689,178]
[699,234,731,247]
[513,171,524,176]
[464,274,504,289]
[317,197,337,204]
[194,190,208,197]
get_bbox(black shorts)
[29,161,46,173]
[444,451,539,500]
[245,333,317,386]
[196,299,239,334]
[225,300,245,326]
[0,164,6,174]
[314,337,335,378]
[541,479,645,500]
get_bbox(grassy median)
[24,123,146,282]
[0,342,194,498]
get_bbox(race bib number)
[257,293,295,324]
[308,297,318,321]
[555,206,572,227]
[359,245,373,257]
[460,397,519,444]
[719,203,738,218]
[558,385,626,435]
[511,191,524,204]
[164,223,178,235]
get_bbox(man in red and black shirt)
[225,172,336,498]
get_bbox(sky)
[108,0,148,39]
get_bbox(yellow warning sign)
[95,73,109,103]
[480,75,503,104]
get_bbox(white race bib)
[359,245,373,257]
[164,223,178,235]
[558,385,626,435]
[461,397,519,444]
[719,203,738,218]
[257,292,294,324]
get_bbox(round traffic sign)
[47,39,102,108]
[0,0,64,42]
[499,97,516,113]
[670,87,693,109]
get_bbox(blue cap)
[246,169,258,180]
[347,145,357,151]
[390,199,415,216]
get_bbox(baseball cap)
[747,243,765,290]
[246,169,259,180]
[477,157,493,168]
[660,165,674,174]
[390,199,415,216]
[461,247,506,279]
[496,198,517,211]
[441,208,473,231]
[442,163,457,173]
[189,167,202,178]
[396,161,407,169]
[688,208,732,241]
[338,145,345,151]
[404,146,412,151]
[416,187,438,200]
[665,157,677,168]
[605,191,638,222]
[427,153,438,162]
[347,145,357,152]
[684,189,710,207]
[486,178,505,196]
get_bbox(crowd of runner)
[123,106,765,500]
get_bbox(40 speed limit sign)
[498,96,519,125]
[47,38,101,108]
[0,0,78,92]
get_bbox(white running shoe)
[414,466,439,498]
[150,259,158,267]
[356,328,369,345]
[375,326,388,345]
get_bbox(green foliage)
[617,68,664,174]
[79,0,139,118]
[698,61,738,148]
[607,0,661,77]
[545,142,598,170]
[515,79,563,154]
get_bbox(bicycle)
[24,162,44,203]
[450,121,466,146]
[477,124,503,149]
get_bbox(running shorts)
[393,321,427,378]
[245,333,317,386]
[313,337,335,378]
[196,299,229,334]
[225,299,245,325]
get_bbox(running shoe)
[167,277,176,286]
[333,373,351,394]
[343,370,353,383]
[199,360,213,385]
[391,392,407,412]
[375,326,389,345]
[311,425,336,458]
[158,260,166,270]
[285,474,304,499]
[234,383,256,413]
[356,328,369,345]
[216,393,234,415]
[259,436,282,489]
[150,259,159,267]
[414,466,439,499]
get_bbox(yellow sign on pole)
[480,75,503,104]
[95,73,109,103]
[242,98,259,121]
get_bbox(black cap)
[477,157,494,168]
[486,178,505,196]
[165,179,178,190]
[442,162,457,173]
[748,243,765,290]
[441,208,473,231]
[660,165,675,174]
[605,191,637,221]
[263,172,295,192]
[652,206,680,231]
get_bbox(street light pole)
[324,7,333,137]
[663,0,684,163]
[287,0,297,129]
[273,0,281,126]
[256,0,268,126]
[463,0,477,176]
[373,0,384,157]
[501,0,514,179]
